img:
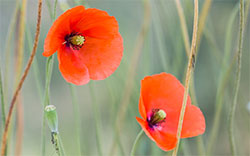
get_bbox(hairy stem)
[0,0,43,154]
[172,0,199,155]
[228,0,244,155]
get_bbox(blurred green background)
[0,0,249,155]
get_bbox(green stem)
[89,83,103,156]
[26,25,43,100]
[41,55,54,156]
[52,132,60,156]
[130,129,144,156]
[228,0,244,155]
[58,134,66,156]
[3,0,19,96]
[206,2,243,154]
[0,66,6,129]
[42,1,58,155]
[69,84,83,155]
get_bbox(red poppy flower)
[136,73,205,151]
[43,6,123,85]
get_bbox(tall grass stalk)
[14,0,27,155]
[0,66,6,131]
[110,0,151,154]
[69,84,83,155]
[174,0,207,154]
[41,0,58,155]
[0,0,43,154]
[228,0,244,155]
[172,0,199,155]
[196,0,212,50]
[207,2,244,154]
[151,1,169,72]
[174,0,190,56]
[41,55,54,156]
[26,26,43,99]
[3,0,19,96]
[89,83,103,156]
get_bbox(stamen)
[69,35,85,46]
[149,109,166,126]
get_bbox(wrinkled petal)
[72,8,119,39]
[137,72,206,151]
[58,46,90,85]
[43,6,86,57]
[79,34,123,80]
[181,105,206,138]
[140,73,191,114]
[136,117,177,151]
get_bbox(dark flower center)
[64,32,85,50]
[147,109,166,128]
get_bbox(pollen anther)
[69,35,85,46]
[150,109,166,126]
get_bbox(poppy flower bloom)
[43,6,123,85]
[136,73,205,151]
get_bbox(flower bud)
[45,105,58,133]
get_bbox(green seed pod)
[45,105,58,133]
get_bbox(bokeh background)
[0,0,249,155]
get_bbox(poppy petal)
[136,117,177,151]
[140,73,191,114]
[136,117,155,142]
[58,46,90,85]
[43,6,86,57]
[72,8,119,39]
[79,34,123,80]
[181,105,206,138]
[139,96,147,120]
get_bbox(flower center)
[69,35,85,46]
[64,33,85,50]
[148,109,166,128]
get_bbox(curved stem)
[172,0,199,155]
[228,0,244,155]
[0,0,43,154]
[130,129,144,156]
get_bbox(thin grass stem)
[196,0,212,51]
[174,1,206,153]
[0,66,6,130]
[174,0,190,56]
[41,1,58,155]
[130,129,144,156]
[25,26,43,100]
[206,2,245,154]
[89,82,103,156]
[172,0,199,155]
[3,0,19,96]
[228,0,244,155]
[69,84,83,155]
[0,0,43,154]
[14,1,27,155]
